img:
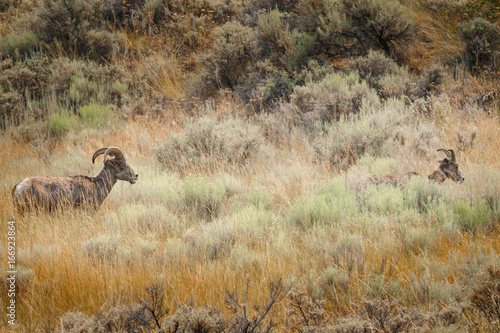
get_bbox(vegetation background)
[0,0,499,331]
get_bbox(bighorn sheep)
[11,147,138,213]
[364,149,464,186]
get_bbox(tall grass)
[1,0,500,330]
[1,111,500,331]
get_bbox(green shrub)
[252,61,296,106]
[398,225,437,254]
[404,175,444,213]
[231,244,262,268]
[153,116,263,173]
[340,0,415,58]
[0,57,127,131]
[294,59,335,86]
[229,204,277,240]
[451,198,492,233]
[360,184,404,214]
[178,175,227,219]
[48,108,79,138]
[106,203,175,232]
[458,17,500,69]
[288,179,357,228]
[366,273,401,299]
[111,80,128,95]
[296,0,342,55]
[256,8,312,70]
[357,156,399,175]
[68,74,98,105]
[0,58,51,99]
[85,29,124,61]
[52,58,127,108]
[320,266,350,293]
[0,31,39,59]
[78,103,114,128]
[406,274,464,306]
[466,168,500,220]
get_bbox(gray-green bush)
[177,174,227,219]
[153,116,263,173]
[288,179,357,228]
[340,0,415,58]
[48,108,79,138]
[458,17,500,69]
[313,99,413,170]
[36,0,124,61]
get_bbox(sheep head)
[429,149,464,183]
[92,147,138,184]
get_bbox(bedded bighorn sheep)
[364,149,464,186]
[11,147,138,213]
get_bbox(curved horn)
[92,148,108,164]
[448,149,456,163]
[437,148,452,160]
[103,147,124,162]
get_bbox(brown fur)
[11,148,138,213]
[363,149,464,187]
[365,172,419,186]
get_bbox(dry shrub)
[225,279,287,333]
[61,302,152,332]
[286,289,328,331]
[285,291,466,332]
[61,311,101,333]
[161,305,225,333]
[470,265,500,328]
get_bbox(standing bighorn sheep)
[11,147,138,213]
[364,149,464,186]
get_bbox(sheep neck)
[95,164,118,196]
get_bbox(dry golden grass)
[1,1,500,331]
[1,101,499,331]
[407,2,464,70]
